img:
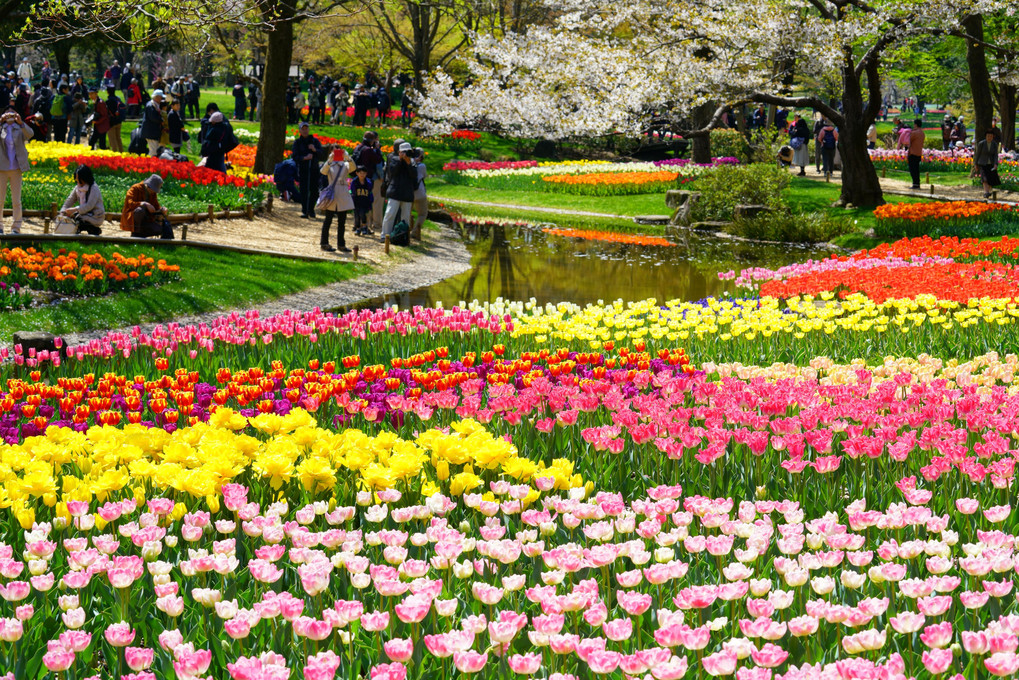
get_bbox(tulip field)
[10,235,1019,679]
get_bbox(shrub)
[709,129,747,162]
[690,163,789,221]
[726,211,854,243]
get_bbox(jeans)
[353,210,370,233]
[0,170,23,232]
[67,124,82,145]
[820,148,835,176]
[908,153,922,187]
[381,198,411,237]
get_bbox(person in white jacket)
[16,58,32,83]
[317,147,355,252]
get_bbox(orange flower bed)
[0,247,181,296]
[873,201,1015,223]
[542,170,679,186]
[854,235,1019,262]
[543,228,675,247]
[228,143,257,169]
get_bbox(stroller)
[273,159,298,202]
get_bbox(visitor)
[232,81,246,120]
[751,104,766,130]
[866,122,877,150]
[109,60,121,87]
[16,57,32,83]
[380,142,417,242]
[186,75,200,120]
[70,74,86,99]
[411,146,427,239]
[167,98,185,154]
[353,131,384,231]
[941,115,953,151]
[0,109,31,235]
[352,85,370,126]
[88,89,110,150]
[332,85,349,124]
[815,119,838,179]
[401,88,413,127]
[105,86,125,153]
[248,82,258,122]
[951,117,967,147]
[292,121,323,219]
[907,118,925,190]
[67,92,86,144]
[974,129,1000,199]
[896,123,912,150]
[50,83,70,145]
[788,113,810,176]
[308,86,320,125]
[59,165,105,235]
[121,173,173,239]
[812,115,824,174]
[142,89,165,156]
[201,111,235,173]
[317,147,354,252]
[350,165,373,236]
[377,86,391,121]
[294,89,307,123]
[126,78,142,117]
[119,65,132,102]
[990,117,1003,142]
[163,58,176,81]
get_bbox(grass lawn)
[428,183,672,217]
[0,241,368,342]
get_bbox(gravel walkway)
[56,225,472,346]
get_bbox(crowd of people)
[280,126,427,252]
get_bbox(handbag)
[316,163,343,208]
[790,137,804,150]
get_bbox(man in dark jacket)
[141,89,165,156]
[380,142,416,242]
[292,121,323,219]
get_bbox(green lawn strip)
[434,200,655,233]
[0,240,368,343]
[428,182,671,217]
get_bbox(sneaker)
[321,244,336,252]
[338,246,351,253]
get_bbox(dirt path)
[791,166,1019,202]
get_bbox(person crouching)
[121,173,173,239]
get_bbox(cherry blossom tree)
[420,0,1015,206]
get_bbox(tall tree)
[420,0,1012,207]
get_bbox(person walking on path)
[121,174,173,239]
[232,81,247,120]
[105,87,126,152]
[50,84,71,146]
[317,147,354,252]
[142,90,165,156]
[0,110,31,235]
[16,58,32,83]
[293,121,323,219]
[974,130,1000,198]
[812,115,824,174]
[908,118,926,190]
[380,142,417,242]
[411,146,428,240]
[59,165,105,235]
[815,120,838,179]
[789,113,810,176]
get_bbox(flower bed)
[9,234,1019,678]
[541,170,690,195]
[1,246,180,298]
[869,148,1019,173]
[873,201,1019,238]
[543,227,675,246]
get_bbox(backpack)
[50,95,65,118]
[821,129,836,149]
[390,220,410,246]
[110,98,127,125]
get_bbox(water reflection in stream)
[355,222,834,309]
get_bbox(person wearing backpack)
[202,111,236,173]
[67,92,86,144]
[50,84,71,144]
[105,86,126,152]
[380,142,417,243]
[815,120,838,179]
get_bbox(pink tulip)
[42,649,76,672]
[305,650,342,680]
[370,662,408,680]
[986,652,1019,677]
[586,650,621,675]
[126,647,155,671]
[361,611,391,632]
[702,649,738,676]
[923,648,953,675]
[384,638,414,663]
[508,652,542,675]
[453,650,488,674]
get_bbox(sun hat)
[399,142,412,153]
[152,89,164,99]
[144,174,163,191]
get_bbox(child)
[350,165,374,236]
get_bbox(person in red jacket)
[126,79,142,117]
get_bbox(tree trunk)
[838,67,884,207]
[690,102,715,163]
[998,84,1016,151]
[53,41,71,77]
[963,14,994,141]
[253,12,295,175]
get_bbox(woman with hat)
[121,173,172,239]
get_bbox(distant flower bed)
[868,148,1019,173]
[541,170,692,195]
[543,227,674,246]
[873,200,1019,238]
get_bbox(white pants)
[381,198,411,236]
[147,138,160,156]
[0,170,23,232]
